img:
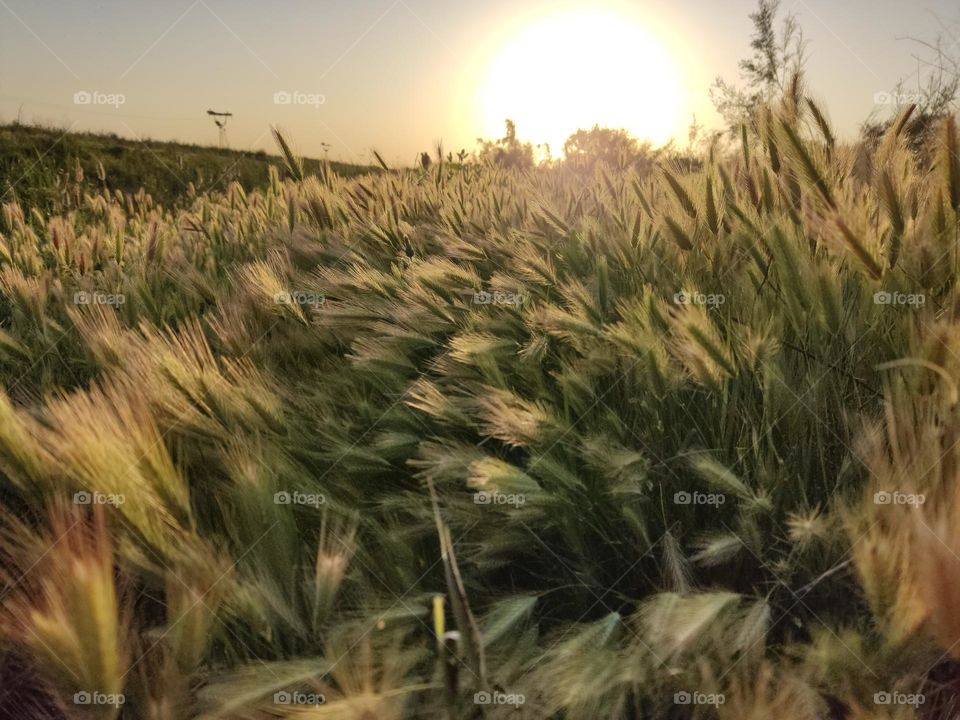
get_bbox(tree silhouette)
[711,0,806,130]
[563,125,656,171]
[477,120,534,169]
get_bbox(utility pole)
[206,110,233,148]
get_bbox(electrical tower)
[206,110,233,148]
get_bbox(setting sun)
[478,8,687,156]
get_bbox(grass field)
[0,122,376,214]
[1,91,960,719]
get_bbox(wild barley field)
[2,91,960,720]
[0,123,375,215]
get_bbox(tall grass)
[0,85,959,718]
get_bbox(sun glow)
[478,8,686,157]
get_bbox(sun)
[478,7,686,157]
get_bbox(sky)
[0,0,958,164]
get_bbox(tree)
[862,33,959,153]
[906,34,960,117]
[711,0,806,130]
[476,120,534,169]
[562,125,656,171]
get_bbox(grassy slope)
[0,122,377,211]
[3,103,960,718]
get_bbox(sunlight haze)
[0,0,957,162]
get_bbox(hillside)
[0,123,378,212]
[2,100,960,717]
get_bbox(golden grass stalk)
[1,503,129,720]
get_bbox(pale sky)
[0,0,957,164]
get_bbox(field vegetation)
[2,72,960,719]
[0,122,375,215]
